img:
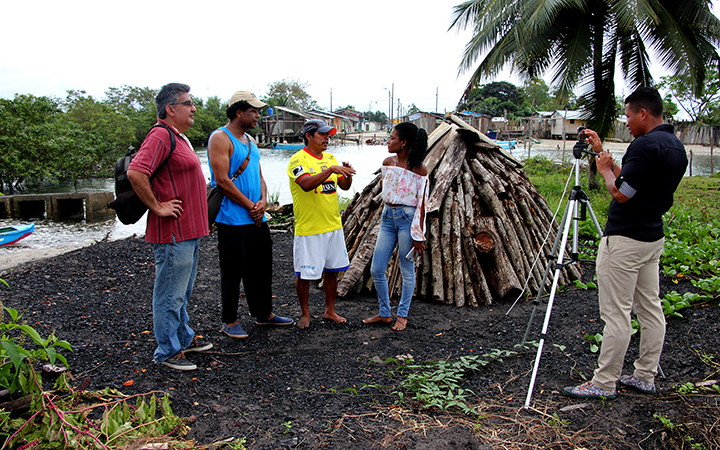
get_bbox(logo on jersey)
[292,165,305,177]
[320,181,337,194]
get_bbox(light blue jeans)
[370,205,416,318]
[151,237,200,363]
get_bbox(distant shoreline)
[347,131,718,155]
[531,138,718,155]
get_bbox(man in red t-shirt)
[128,83,211,371]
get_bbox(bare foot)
[362,315,392,325]
[391,317,408,331]
[323,311,347,323]
[297,316,310,329]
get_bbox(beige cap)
[228,91,267,108]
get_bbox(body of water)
[1,140,718,257]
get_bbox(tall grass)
[523,156,610,238]
[525,157,720,279]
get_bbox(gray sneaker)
[159,353,196,371]
[619,375,656,394]
[183,336,213,353]
[564,381,616,399]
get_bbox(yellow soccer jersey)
[287,148,344,236]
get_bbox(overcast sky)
[2,0,717,116]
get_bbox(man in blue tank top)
[208,91,293,339]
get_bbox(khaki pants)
[592,235,666,391]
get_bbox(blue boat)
[496,140,517,150]
[271,142,304,150]
[0,223,35,247]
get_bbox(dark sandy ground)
[1,231,718,449]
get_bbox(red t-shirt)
[128,119,209,243]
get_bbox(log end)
[474,232,495,253]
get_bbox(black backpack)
[109,124,176,225]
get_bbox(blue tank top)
[208,127,265,226]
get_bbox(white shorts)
[293,229,350,280]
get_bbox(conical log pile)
[337,114,582,306]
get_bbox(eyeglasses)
[170,100,194,107]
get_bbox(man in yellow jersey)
[287,119,356,329]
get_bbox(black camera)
[573,126,590,158]
[577,126,588,143]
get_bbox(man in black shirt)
[565,87,688,399]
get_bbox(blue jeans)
[370,205,416,318]
[151,237,200,363]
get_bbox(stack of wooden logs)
[337,114,582,306]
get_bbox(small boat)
[496,140,517,150]
[0,223,35,247]
[271,142,304,150]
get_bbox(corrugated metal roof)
[458,111,491,118]
[273,106,312,119]
[306,109,360,122]
[552,110,585,119]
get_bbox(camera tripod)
[522,138,603,408]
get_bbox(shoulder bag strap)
[148,124,176,180]
[230,133,254,181]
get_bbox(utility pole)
[384,87,391,130]
[391,83,394,127]
[330,88,333,112]
[436,87,438,114]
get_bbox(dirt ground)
[1,231,718,449]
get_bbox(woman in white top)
[363,122,429,331]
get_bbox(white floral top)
[381,165,429,241]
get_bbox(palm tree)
[450,0,720,138]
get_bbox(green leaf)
[1,340,25,371]
[18,324,45,347]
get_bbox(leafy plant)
[662,205,720,278]
[583,332,603,353]
[0,303,196,449]
[692,275,720,294]
[397,357,479,414]
[0,305,72,399]
[654,412,676,430]
[676,382,699,395]
[573,279,598,290]
[268,186,281,204]
[228,438,248,450]
[394,351,516,414]
[684,436,707,450]
[4,385,191,449]
[662,291,712,318]
[338,194,353,212]
[547,412,569,430]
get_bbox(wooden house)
[307,109,358,134]
[260,106,311,143]
[396,111,447,134]
[333,108,363,132]
[527,111,554,139]
[455,111,492,135]
[550,110,587,139]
